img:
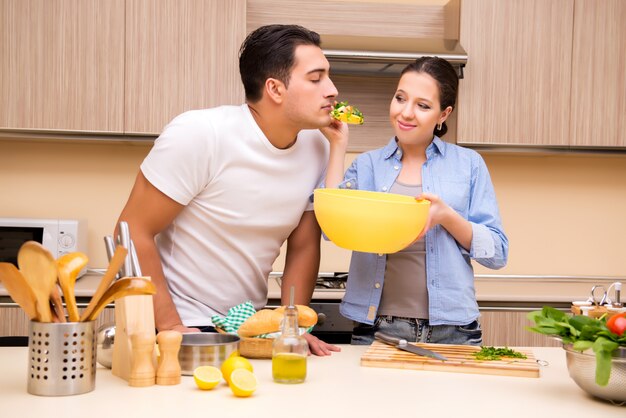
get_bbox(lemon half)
[193,366,222,390]
[229,368,258,397]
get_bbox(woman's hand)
[319,118,349,149]
[320,118,350,188]
[415,192,452,240]
[415,192,472,250]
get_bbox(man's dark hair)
[239,24,321,102]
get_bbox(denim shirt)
[337,136,509,326]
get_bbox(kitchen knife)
[374,331,448,361]
[118,221,132,278]
[103,235,120,280]
[129,239,142,276]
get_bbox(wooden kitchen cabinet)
[247,0,459,39]
[0,305,115,344]
[480,310,561,347]
[124,0,246,134]
[0,0,125,133]
[570,0,626,148]
[457,0,574,147]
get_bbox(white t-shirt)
[140,104,329,326]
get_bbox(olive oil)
[272,352,307,383]
[272,286,308,384]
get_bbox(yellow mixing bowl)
[313,188,431,254]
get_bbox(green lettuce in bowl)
[527,306,626,386]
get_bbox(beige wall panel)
[2,140,625,279]
[0,0,124,132]
[0,139,151,268]
[247,0,451,39]
[457,0,573,146]
[570,0,626,147]
[125,0,246,134]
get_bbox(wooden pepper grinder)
[129,332,156,387]
[156,330,182,385]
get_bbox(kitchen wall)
[2,138,625,279]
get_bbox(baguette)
[274,305,318,327]
[237,309,283,338]
[237,305,319,337]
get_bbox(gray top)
[377,181,429,319]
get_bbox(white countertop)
[0,346,623,417]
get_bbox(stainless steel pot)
[96,323,116,369]
[564,344,626,404]
[179,332,240,375]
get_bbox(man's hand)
[303,333,341,356]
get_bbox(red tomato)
[607,313,626,337]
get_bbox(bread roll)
[237,309,283,338]
[274,305,318,327]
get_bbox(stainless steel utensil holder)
[27,321,96,396]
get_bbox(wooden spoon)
[50,285,67,322]
[17,241,57,322]
[83,277,156,322]
[57,252,89,322]
[0,262,39,320]
[79,245,127,322]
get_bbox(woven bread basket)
[216,328,273,359]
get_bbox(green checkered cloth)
[256,326,314,339]
[211,301,257,333]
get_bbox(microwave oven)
[0,217,88,277]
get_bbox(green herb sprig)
[473,346,527,361]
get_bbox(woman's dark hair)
[400,56,459,137]
[239,25,321,102]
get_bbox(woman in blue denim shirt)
[325,57,509,346]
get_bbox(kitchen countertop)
[0,346,623,417]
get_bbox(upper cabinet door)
[0,0,125,133]
[570,0,626,148]
[457,0,574,146]
[124,0,246,135]
[247,0,455,39]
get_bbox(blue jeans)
[351,316,482,346]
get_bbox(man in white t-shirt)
[116,25,346,355]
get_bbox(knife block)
[112,277,156,382]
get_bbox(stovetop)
[274,272,348,291]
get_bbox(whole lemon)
[220,356,253,385]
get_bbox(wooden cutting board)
[361,341,540,378]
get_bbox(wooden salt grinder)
[129,332,156,387]
[156,330,182,385]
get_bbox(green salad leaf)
[527,306,626,386]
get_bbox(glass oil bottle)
[272,286,307,383]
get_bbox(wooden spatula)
[0,262,39,320]
[57,252,89,322]
[17,241,57,322]
[83,277,156,322]
[79,245,127,322]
